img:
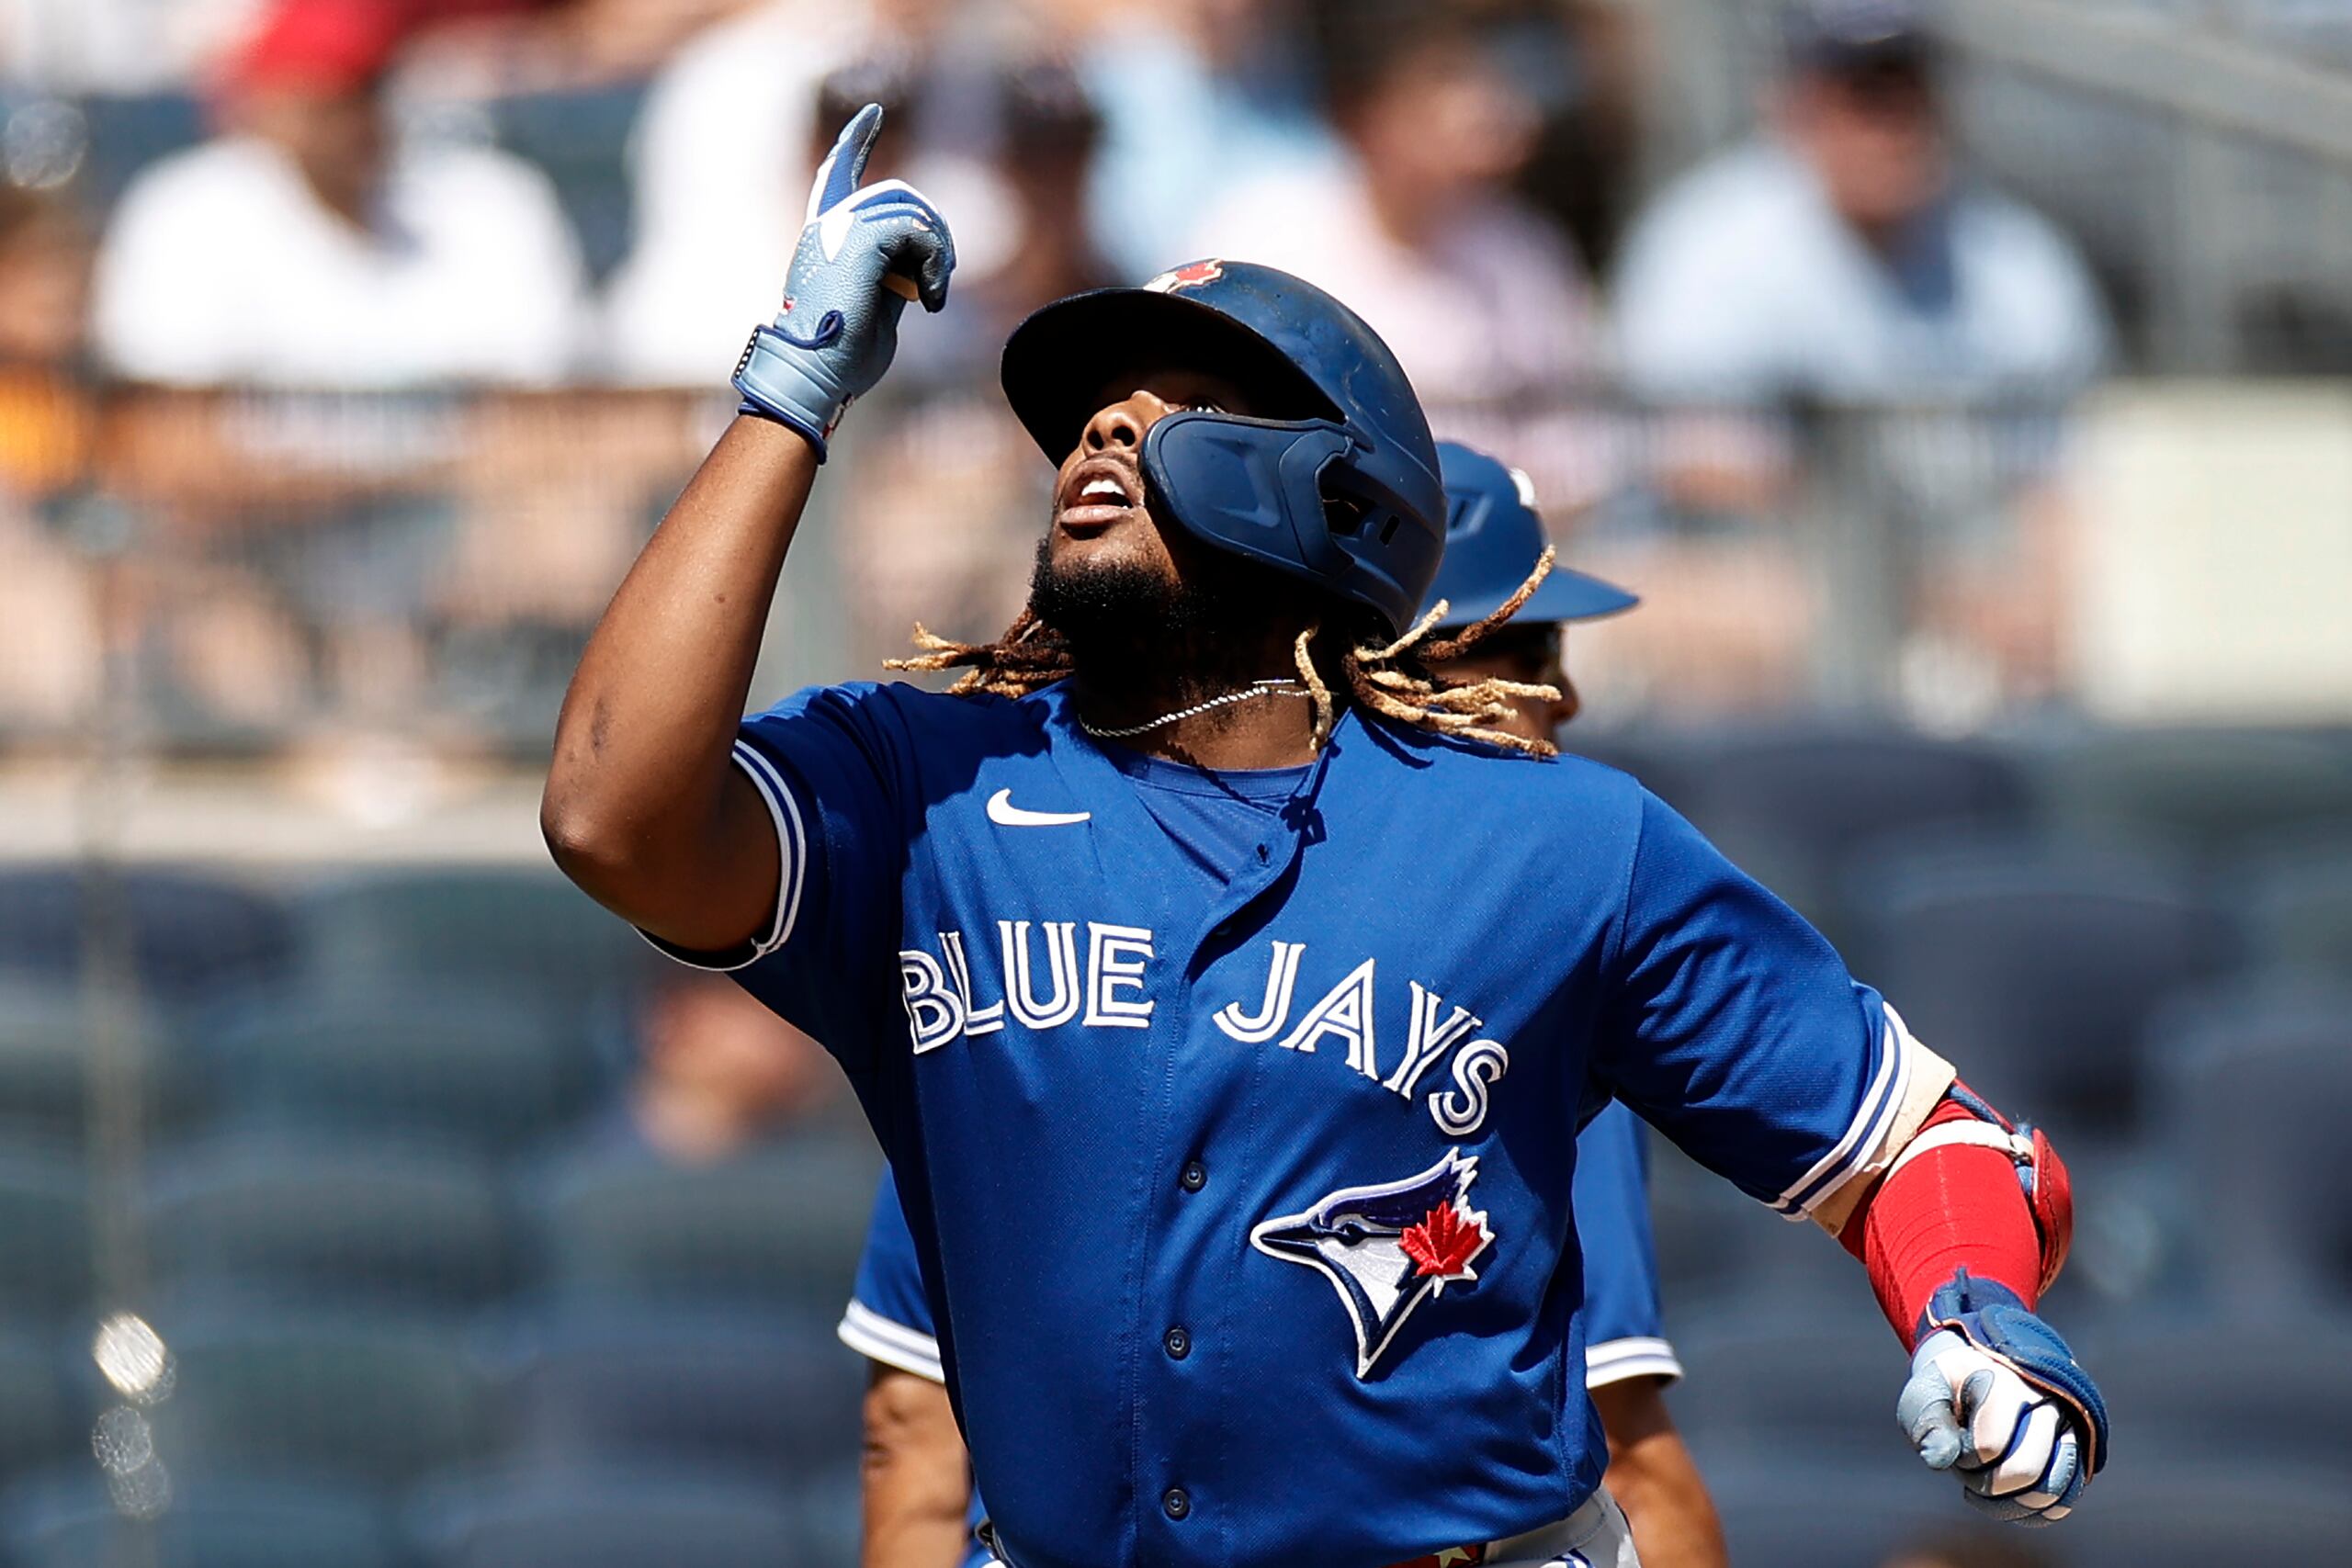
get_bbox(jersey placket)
[1149,820,1307,1562]
[1046,716,1333,1565]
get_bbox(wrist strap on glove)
[733,325,846,460]
[1920,1269,2109,1478]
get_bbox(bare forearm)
[862,1368,973,1568]
[542,415,817,947]
[1592,1380,1727,1568]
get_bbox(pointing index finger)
[808,102,885,221]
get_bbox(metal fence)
[0,375,2094,767]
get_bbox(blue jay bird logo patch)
[1250,1149,1494,1378]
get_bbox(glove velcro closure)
[1923,1272,2109,1478]
[731,325,844,459]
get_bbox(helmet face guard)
[1143,411,1444,632]
[1001,262,1446,636]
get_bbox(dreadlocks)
[887,548,1566,758]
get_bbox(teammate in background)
[838,444,1726,1568]
[545,107,2105,1568]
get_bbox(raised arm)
[540,105,952,950]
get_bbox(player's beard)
[1028,531,1297,705]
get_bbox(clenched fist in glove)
[733,103,955,457]
[1897,1270,2109,1525]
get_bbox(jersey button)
[1163,1325,1192,1359]
[1255,842,1270,863]
[1162,1488,1191,1521]
[1179,1160,1206,1193]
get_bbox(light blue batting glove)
[1896,1270,2109,1526]
[732,103,955,457]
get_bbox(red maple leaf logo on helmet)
[1145,259,1224,293]
[1400,1201,1490,1284]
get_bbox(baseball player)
[544,107,2106,1568]
[838,443,1727,1568]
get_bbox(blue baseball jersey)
[842,1100,1680,1396]
[664,679,1951,1568]
[842,1100,1679,1568]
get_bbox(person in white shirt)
[596,0,874,387]
[1600,1,2109,719]
[1185,4,1610,512]
[90,0,586,389]
[1613,0,2106,405]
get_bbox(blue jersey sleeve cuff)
[1768,1001,1955,1234]
[838,1300,945,1382]
[1584,1336,1683,1390]
[636,736,809,972]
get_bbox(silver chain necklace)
[1077,680,1310,739]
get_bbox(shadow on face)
[241,82,388,225]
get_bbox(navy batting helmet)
[1429,442,1636,632]
[1000,259,1445,636]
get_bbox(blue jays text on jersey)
[660,679,1953,1568]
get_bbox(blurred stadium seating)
[490,1306,864,1477]
[406,1464,822,1568]
[2,1473,405,1568]
[2148,980,2352,1310]
[197,986,600,1155]
[1847,831,2239,1137]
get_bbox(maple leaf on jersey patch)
[1400,1201,1491,1286]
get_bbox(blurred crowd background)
[1,0,2350,1564]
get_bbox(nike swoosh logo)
[986,787,1091,828]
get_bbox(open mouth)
[1057,463,1142,532]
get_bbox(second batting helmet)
[1000,259,1445,636]
[1429,442,1637,631]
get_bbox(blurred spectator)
[1054,0,1341,279]
[600,0,933,384]
[0,183,92,482]
[887,57,1114,387]
[400,0,749,98]
[1188,2,1609,506]
[79,0,606,733]
[0,0,254,93]
[1613,0,2106,403]
[610,972,842,1162]
[0,182,98,727]
[91,0,587,387]
[1586,1,2108,718]
[1511,0,1648,275]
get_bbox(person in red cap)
[91,0,586,386]
[227,0,408,231]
